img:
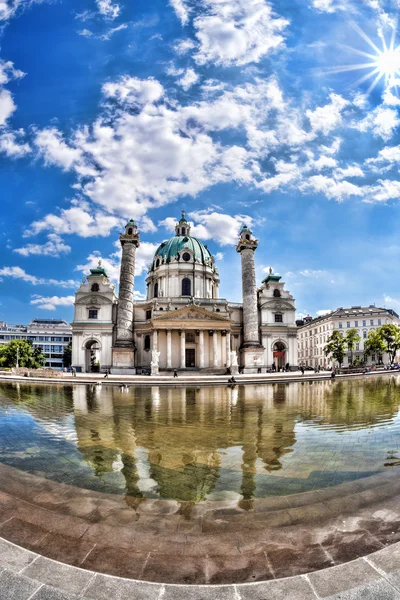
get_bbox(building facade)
[0,319,72,369]
[71,214,298,373]
[297,306,400,368]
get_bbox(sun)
[328,22,400,94]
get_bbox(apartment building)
[0,319,72,369]
[297,306,399,368]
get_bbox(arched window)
[245,234,250,240]
[273,289,281,298]
[181,227,186,235]
[154,282,159,298]
[182,278,191,296]
[144,335,150,350]
[128,228,133,235]
[91,283,99,292]
[156,259,160,268]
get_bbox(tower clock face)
[182,252,191,262]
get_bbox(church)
[71,214,298,374]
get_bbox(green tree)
[32,346,46,368]
[364,329,386,364]
[63,341,72,368]
[345,328,361,366]
[324,330,346,368]
[0,340,46,369]
[377,324,400,364]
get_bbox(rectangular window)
[363,330,367,339]
[363,320,366,327]
[371,354,376,361]
[355,321,358,327]
[275,314,283,323]
[146,310,152,320]
[370,320,374,326]
[378,319,381,325]
[88,309,98,319]
[347,322,350,328]
[339,322,342,328]
[356,343,360,350]
[186,332,196,343]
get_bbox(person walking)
[300,366,305,376]
[173,369,178,378]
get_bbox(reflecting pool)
[1,377,400,501]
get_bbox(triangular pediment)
[153,305,230,322]
[76,294,113,305]
[261,299,294,310]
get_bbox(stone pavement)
[3,536,400,599]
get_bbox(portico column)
[213,331,218,368]
[226,332,231,367]
[180,330,186,369]
[167,329,172,369]
[153,329,158,351]
[199,330,205,368]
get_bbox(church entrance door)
[185,348,196,368]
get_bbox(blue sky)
[1,0,400,323]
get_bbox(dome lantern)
[175,211,191,236]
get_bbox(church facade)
[71,214,298,374]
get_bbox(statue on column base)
[151,349,161,376]
[230,351,239,375]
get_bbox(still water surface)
[1,378,400,501]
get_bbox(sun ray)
[351,67,381,89]
[325,63,377,74]
[350,21,382,55]
[366,70,384,94]
[336,44,377,61]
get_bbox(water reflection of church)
[72,384,298,502]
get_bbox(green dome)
[153,235,213,267]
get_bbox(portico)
[138,305,232,370]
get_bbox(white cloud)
[174,39,196,55]
[0,0,48,22]
[0,266,76,287]
[0,89,16,126]
[35,128,82,169]
[170,0,189,25]
[102,76,164,106]
[316,309,333,316]
[30,295,75,311]
[193,0,289,67]
[0,130,30,157]
[353,106,400,141]
[367,145,400,166]
[189,210,253,245]
[177,68,199,90]
[369,179,400,203]
[76,241,159,284]
[310,0,337,12]
[14,234,71,257]
[29,207,122,238]
[0,59,24,85]
[139,216,157,233]
[100,23,127,40]
[303,175,366,201]
[306,93,348,135]
[95,0,120,19]
[215,252,224,260]
[334,165,364,179]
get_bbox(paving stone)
[30,585,79,600]
[162,585,237,600]
[84,573,162,600]
[324,579,400,599]
[238,576,317,600]
[0,537,36,572]
[307,558,382,597]
[23,555,94,595]
[0,568,41,600]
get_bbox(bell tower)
[111,219,140,374]
[236,225,264,373]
